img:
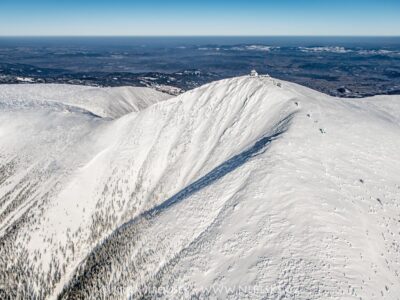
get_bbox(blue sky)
[0,0,399,36]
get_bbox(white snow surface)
[0,84,171,119]
[0,77,400,299]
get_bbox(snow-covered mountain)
[0,84,172,119]
[0,77,400,299]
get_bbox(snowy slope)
[1,77,400,299]
[0,84,172,118]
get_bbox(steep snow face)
[1,77,400,299]
[0,84,170,298]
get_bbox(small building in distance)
[250,69,258,77]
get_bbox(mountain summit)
[1,76,400,299]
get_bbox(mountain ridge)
[0,76,400,299]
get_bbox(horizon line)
[0,35,400,38]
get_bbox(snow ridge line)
[57,111,295,298]
[0,98,104,119]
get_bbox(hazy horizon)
[1,35,400,37]
[1,0,399,36]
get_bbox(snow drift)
[0,84,172,119]
[0,77,400,299]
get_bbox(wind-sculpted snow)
[0,84,171,119]
[1,76,400,299]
